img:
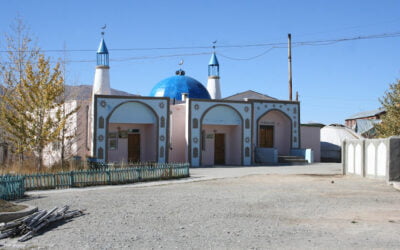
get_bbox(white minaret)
[91,33,111,158]
[206,51,221,99]
[92,33,111,97]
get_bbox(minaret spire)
[92,30,111,96]
[97,31,109,67]
[207,41,221,99]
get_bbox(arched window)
[160,117,165,128]
[245,147,250,157]
[245,119,250,129]
[99,117,104,129]
[193,147,199,158]
[98,147,104,159]
[193,118,198,129]
[160,146,164,158]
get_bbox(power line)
[0,30,399,54]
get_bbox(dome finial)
[176,59,185,75]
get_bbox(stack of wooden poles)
[0,206,84,242]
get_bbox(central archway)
[106,101,158,163]
[200,105,243,166]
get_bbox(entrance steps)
[278,155,309,165]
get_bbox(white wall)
[300,126,321,162]
[342,137,400,182]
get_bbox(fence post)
[342,140,347,175]
[70,171,74,188]
[107,169,111,184]
[137,168,142,181]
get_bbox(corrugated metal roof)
[355,119,381,135]
[346,107,386,120]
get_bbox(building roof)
[223,90,277,101]
[65,85,135,100]
[208,53,219,66]
[97,38,108,54]
[149,71,211,101]
[320,124,362,146]
[345,107,386,120]
[355,119,381,135]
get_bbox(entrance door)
[259,125,274,148]
[214,133,225,165]
[128,134,140,162]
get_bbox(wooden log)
[0,220,22,231]
[27,210,46,227]
[18,231,33,242]
[31,207,58,227]
[56,205,69,215]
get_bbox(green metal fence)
[0,175,25,201]
[0,163,190,199]
[23,163,190,191]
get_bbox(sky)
[0,0,399,125]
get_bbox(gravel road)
[1,163,400,249]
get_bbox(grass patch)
[0,199,27,213]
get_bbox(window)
[193,147,199,158]
[160,146,164,158]
[160,117,165,128]
[109,139,117,150]
[99,117,104,129]
[193,118,198,129]
[245,147,250,157]
[98,147,104,159]
[245,119,250,129]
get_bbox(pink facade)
[201,125,242,166]
[258,110,291,155]
[107,123,157,163]
[169,104,187,163]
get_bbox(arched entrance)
[257,110,292,155]
[200,105,243,166]
[106,101,158,163]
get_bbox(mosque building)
[43,35,319,167]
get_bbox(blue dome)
[150,73,211,101]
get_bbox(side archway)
[257,109,292,155]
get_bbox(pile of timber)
[0,206,84,242]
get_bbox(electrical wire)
[0,31,399,54]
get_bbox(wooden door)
[259,125,274,148]
[128,134,140,162]
[214,133,225,165]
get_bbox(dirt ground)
[1,169,400,249]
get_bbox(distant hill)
[65,85,137,100]
[0,84,136,100]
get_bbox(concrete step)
[278,155,309,165]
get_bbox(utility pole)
[288,33,292,101]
